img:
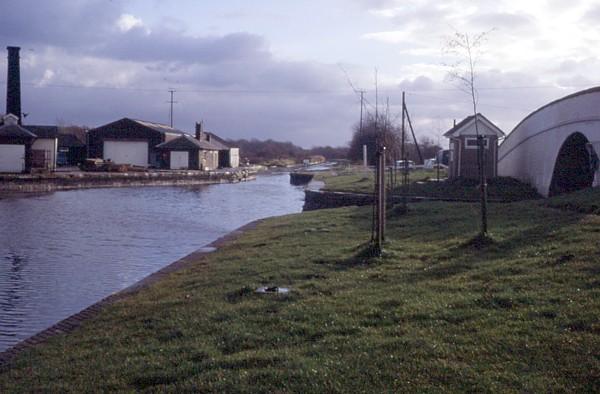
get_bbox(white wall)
[0,144,25,172]
[229,148,240,168]
[103,140,149,166]
[498,88,600,197]
[170,151,189,170]
[32,138,57,170]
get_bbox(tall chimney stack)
[6,46,21,124]
[195,121,203,140]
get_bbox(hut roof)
[0,124,37,138]
[156,134,219,151]
[443,113,505,138]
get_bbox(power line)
[0,79,597,96]
[405,92,532,112]
[0,80,353,95]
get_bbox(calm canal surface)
[0,173,305,351]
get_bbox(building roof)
[128,118,187,136]
[199,131,237,150]
[155,134,219,151]
[58,133,85,148]
[443,113,505,138]
[23,125,59,139]
[0,123,37,138]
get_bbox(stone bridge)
[498,87,600,197]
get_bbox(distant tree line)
[227,115,441,166]
[227,138,349,164]
[347,114,442,165]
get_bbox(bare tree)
[444,29,493,238]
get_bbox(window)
[465,137,489,149]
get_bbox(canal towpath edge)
[0,218,265,368]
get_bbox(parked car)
[395,160,415,170]
[423,158,446,169]
[424,158,437,169]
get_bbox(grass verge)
[316,166,541,201]
[0,191,599,392]
[315,167,443,194]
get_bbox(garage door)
[0,144,25,173]
[103,141,148,166]
[170,151,189,170]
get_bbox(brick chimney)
[6,46,21,124]
[195,121,203,140]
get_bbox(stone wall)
[303,190,470,211]
[304,190,376,211]
[0,170,254,193]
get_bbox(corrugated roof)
[0,124,37,138]
[129,118,187,135]
[200,132,236,150]
[156,134,219,151]
[24,125,59,139]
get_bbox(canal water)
[0,173,305,351]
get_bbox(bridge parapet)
[499,87,600,196]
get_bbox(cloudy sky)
[0,0,599,147]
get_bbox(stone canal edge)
[0,219,265,368]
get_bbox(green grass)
[1,190,599,392]
[545,187,600,214]
[316,167,541,201]
[315,167,443,194]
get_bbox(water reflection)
[0,173,304,351]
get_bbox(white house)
[0,114,36,173]
[26,125,59,171]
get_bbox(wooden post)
[375,146,386,253]
[478,135,488,235]
[381,147,386,242]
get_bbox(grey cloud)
[582,5,600,24]
[0,0,120,47]
[398,76,435,92]
[468,12,536,33]
[0,0,357,147]
[98,29,269,64]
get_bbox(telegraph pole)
[167,89,178,128]
[374,69,379,136]
[359,90,364,134]
[401,91,407,208]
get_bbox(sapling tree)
[444,29,493,238]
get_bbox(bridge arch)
[548,132,594,196]
[498,87,600,196]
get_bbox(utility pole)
[374,69,379,137]
[359,90,364,134]
[401,91,407,209]
[386,97,390,131]
[167,89,178,128]
[437,133,441,182]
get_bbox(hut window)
[465,137,489,149]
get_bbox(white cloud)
[361,30,411,44]
[116,14,145,32]
[38,69,55,86]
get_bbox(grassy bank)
[316,166,541,201]
[315,167,443,194]
[1,191,599,392]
